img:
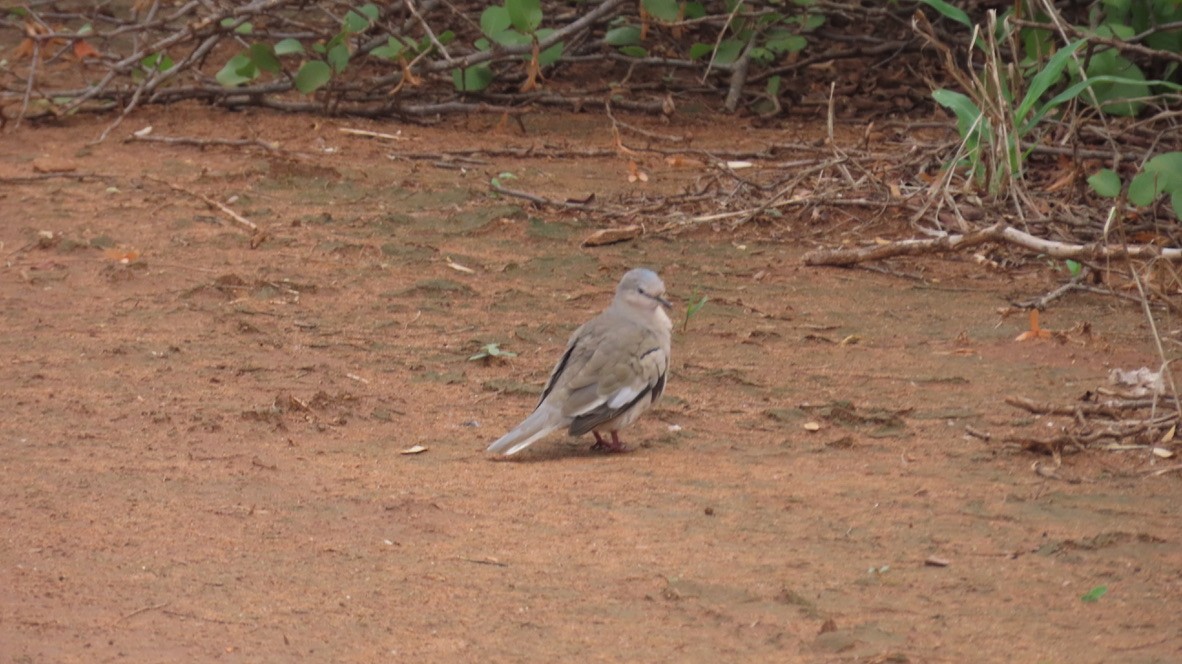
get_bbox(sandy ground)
[2,107,1180,663]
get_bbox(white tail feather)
[486,405,564,455]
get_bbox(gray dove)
[486,268,673,456]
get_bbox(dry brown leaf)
[103,248,141,263]
[72,39,101,60]
[582,225,641,247]
[665,156,705,169]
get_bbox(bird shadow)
[488,439,636,463]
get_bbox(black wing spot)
[651,370,666,403]
[537,340,576,408]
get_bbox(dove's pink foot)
[591,431,629,453]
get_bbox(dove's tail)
[486,405,563,456]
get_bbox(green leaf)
[215,53,258,87]
[453,65,494,92]
[370,37,405,60]
[1087,50,1149,117]
[799,13,826,30]
[1143,152,1182,184]
[490,28,531,48]
[343,9,372,33]
[359,3,380,21]
[141,52,174,72]
[1129,171,1165,206]
[750,47,774,65]
[1087,168,1122,198]
[1066,260,1082,276]
[249,42,281,74]
[327,42,350,73]
[77,23,94,36]
[469,343,517,361]
[643,0,681,22]
[618,45,648,58]
[237,22,254,35]
[689,43,714,60]
[605,25,642,47]
[274,38,304,56]
[766,30,807,54]
[1129,153,1182,210]
[920,0,972,27]
[481,6,512,38]
[506,0,543,33]
[712,38,745,64]
[932,89,984,138]
[294,60,332,93]
[767,75,782,97]
[534,29,564,67]
[1030,75,1182,132]
[1080,586,1108,603]
[1014,39,1084,130]
[684,2,706,19]
[218,18,252,35]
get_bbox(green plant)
[490,171,518,190]
[469,343,518,362]
[686,2,822,68]
[919,1,1182,196]
[683,291,708,332]
[1081,585,1108,603]
[604,0,823,113]
[216,3,450,95]
[454,0,564,93]
[1089,152,1182,220]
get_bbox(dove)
[486,268,673,456]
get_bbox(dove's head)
[615,268,672,315]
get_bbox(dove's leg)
[590,430,628,453]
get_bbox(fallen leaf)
[400,445,428,455]
[803,421,821,432]
[72,39,101,60]
[103,248,141,263]
[1152,447,1174,458]
[665,156,705,169]
[582,225,641,247]
[446,258,475,274]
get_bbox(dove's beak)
[655,295,673,311]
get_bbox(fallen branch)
[489,182,610,212]
[146,175,259,234]
[125,132,280,151]
[1004,395,1160,418]
[803,223,1182,266]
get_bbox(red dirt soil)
[2,107,1180,663]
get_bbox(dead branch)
[146,176,259,234]
[1004,396,1159,417]
[804,223,1182,267]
